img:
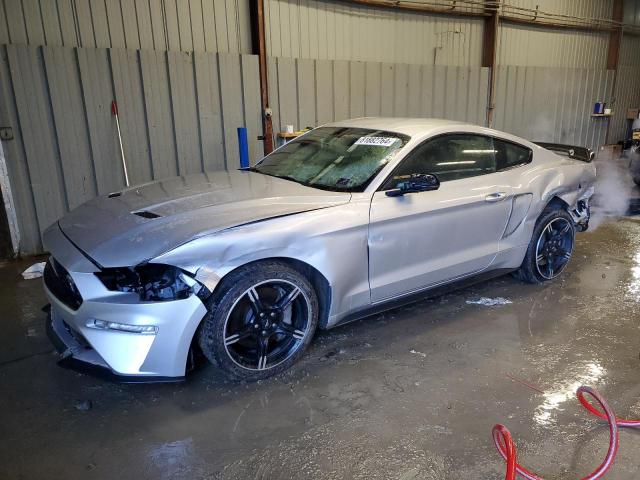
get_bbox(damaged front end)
[94,263,209,302]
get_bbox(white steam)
[589,148,639,230]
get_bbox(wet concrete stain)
[2,220,640,479]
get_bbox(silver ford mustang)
[43,118,596,382]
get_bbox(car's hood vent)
[133,210,162,219]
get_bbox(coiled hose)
[493,386,640,480]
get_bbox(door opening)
[0,187,13,260]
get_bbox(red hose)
[493,386,640,480]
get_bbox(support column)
[607,0,623,70]
[482,2,499,127]
[250,0,274,155]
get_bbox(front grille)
[44,258,83,310]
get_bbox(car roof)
[323,117,472,137]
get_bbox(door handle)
[485,192,507,202]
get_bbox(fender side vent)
[134,210,162,219]
[108,192,122,198]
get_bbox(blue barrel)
[237,127,250,168]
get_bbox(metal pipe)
[336,0,640,34]
[111,101,130,187]
[340,0,490,18]
[500,16,615,33]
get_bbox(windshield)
[253,127,409,192]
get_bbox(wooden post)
[607,0,624,70]
[250,0,274,155]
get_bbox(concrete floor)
[2,218,640,479]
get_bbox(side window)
[383,134,497,188]
[494,138,532,171]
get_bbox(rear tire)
[514,207,576,284]
[198,261,319,381]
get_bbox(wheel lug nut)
[254,324,259,329]
[260,313,265,318]
[270,312,276,317]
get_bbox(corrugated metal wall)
[0,44,263,253]
[264,0,484,65]
[497,0,613,68]
[610,65,640,142]
[267,57,489,132]
[493,66,615,150]
[0,0,251,53]
[497,27,610,68]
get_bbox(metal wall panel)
[269,56,489,132]
[610,66,640,142]
[496,1,614,68]
[619,33,640,67]
[264,0,484,66]
[493,66,615,150]
[194,51,226,171]
[110,48,154,185]
[168,51,202,175]
[0,44,263,254]
[77,48,123,195]
[497,25,610,68]
[43,47,98,209]
[141,50,178,180]
[3,45,68,237]
[0,0,251,53]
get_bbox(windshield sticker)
[354,136,398,147]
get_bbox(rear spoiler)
[533,142,595,163]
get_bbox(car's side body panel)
[154,195,373,328]
[368,174,513,302]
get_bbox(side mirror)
[386,173,440,197]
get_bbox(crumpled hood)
[56,170,351,267]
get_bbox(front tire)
[514,207,576,284]
[198,261,319,381]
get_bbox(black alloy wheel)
[223,279,311,371]
[534,217,574,280]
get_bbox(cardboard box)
[599,144,622,161]
[627,108,639,120]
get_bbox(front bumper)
[43,223,208,381]
[45,308,184,383]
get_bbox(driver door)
[368,133,513,303]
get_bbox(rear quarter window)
[494,138,532,171]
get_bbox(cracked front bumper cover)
[45,308,183,383]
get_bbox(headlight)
[95,264,208,302]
